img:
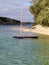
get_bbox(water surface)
[0,25,49,65]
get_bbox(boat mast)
[20,6,22,36]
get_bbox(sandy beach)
[10,25,49,36]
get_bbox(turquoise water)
[0,25,49,65]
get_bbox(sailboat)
[13,6,38,39]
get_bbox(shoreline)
[10,24,49,36]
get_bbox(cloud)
[0,8,9,11]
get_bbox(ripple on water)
[0,25,49,65]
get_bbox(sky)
[0,0,34,22]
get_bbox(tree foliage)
[30,0,49,26]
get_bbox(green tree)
[30,0,49,26]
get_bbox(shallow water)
[0,25,49,65]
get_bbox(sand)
[10,25,49,36]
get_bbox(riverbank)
[10,24,49,36]
[31,24,49,36]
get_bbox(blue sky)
[0,0,34,22]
